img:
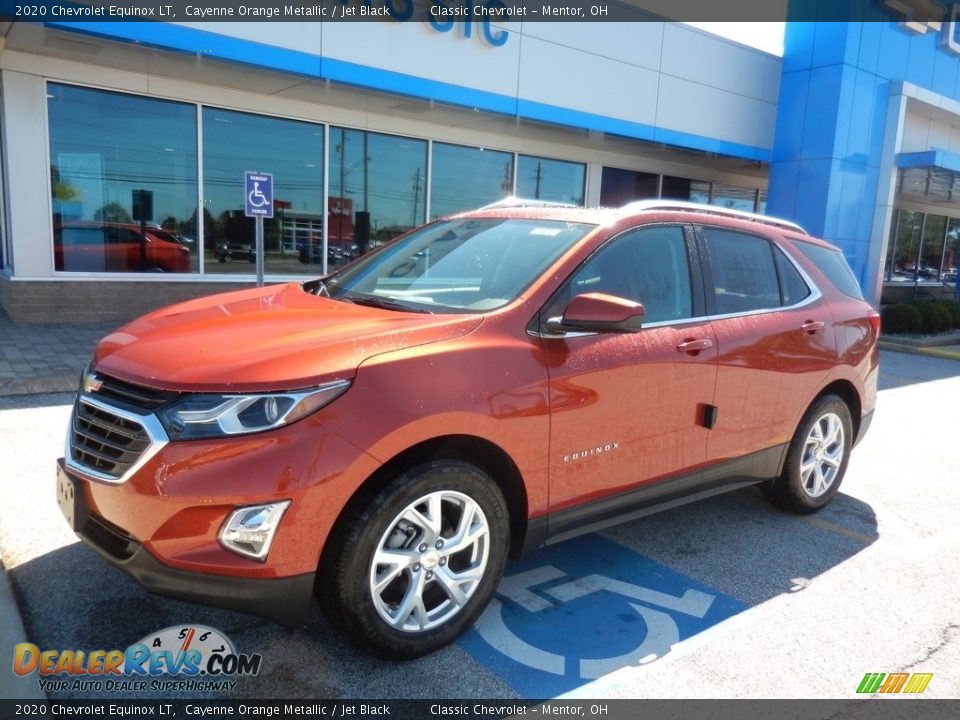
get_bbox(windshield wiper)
[340,292,433,314]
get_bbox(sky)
[684,22,786,56]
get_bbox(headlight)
[158,379,350,440]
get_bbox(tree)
[94,203,132,224]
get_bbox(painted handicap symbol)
[475,565,715,679]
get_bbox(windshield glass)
[324,218,594,312]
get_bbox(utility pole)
[534,162,543,199]
[412,167,422,226]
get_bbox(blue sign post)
[244,171,273,286]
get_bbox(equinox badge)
[563,442,621,463]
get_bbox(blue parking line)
[460,534,746,698]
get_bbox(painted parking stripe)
[459,534,746,698]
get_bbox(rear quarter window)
[794,242,863,300]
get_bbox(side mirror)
[545,293,645,334]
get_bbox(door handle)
[801,320,825,334]
[677,338,713,354]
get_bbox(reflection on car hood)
[92,283,482,392]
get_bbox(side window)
[773,246,811,306]
[548,225,693,324]
[703,228,781,314]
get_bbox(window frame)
[695,224,822,319]
[536,222,706,334]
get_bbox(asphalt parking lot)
[1,350,958,700]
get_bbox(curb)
[0,376,77,398]
[879,341,960,360]
[0,561,46,700]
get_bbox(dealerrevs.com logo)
[12,625,262,693]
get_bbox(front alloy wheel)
[320,461,508,659]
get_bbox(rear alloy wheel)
[321,461,508,659]
[764,395,853,514]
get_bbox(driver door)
[539,224,718,536]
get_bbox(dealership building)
[1,2,959,322]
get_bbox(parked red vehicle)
[54,221,191,273]
[58,200,879,658]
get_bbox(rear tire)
[763,395,853,514]
[320,460,509,659]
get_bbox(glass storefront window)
[758,189,768,214]
[516,155,585,205]
[944,218,959,285]
[430,143,513,218]
[711,184,758,212]
[48,84,197,273]
[330,128,427,269]
[919,214,947,282]
[203,107,323,276]
[662,176,710,204]
[888,209,923,282]
[599,167,658,207]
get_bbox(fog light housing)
[219,501,291,561]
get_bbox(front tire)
[320,461,509,659]
[764,395,853,514]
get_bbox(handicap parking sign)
[244,171,274,218]
[460,534,746,698]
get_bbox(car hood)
[92,283,482,392]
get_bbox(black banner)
[3,700,960,720]
[0,0,931,23]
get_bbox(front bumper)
[57,459,314,628]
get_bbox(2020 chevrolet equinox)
[58,200,879,658]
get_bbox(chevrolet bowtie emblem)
[83,372,103,394]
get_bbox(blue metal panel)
[897,150,960,172]
[773,6,960,303]
[932,48,960,99]
[772,70,810,163]
[855,21,883,75]
[782,21,816,74]
[812,21,856,68]
[846,69,880,163]
[875,23,913,81]
[906,32,938,90]
[801,66,843,160]
[767,160,801,219]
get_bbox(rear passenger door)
[698,226,836,479]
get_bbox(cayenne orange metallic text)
[57,200,879,658]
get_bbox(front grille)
[92,374,179,413]
[70,400,151,479]
[83,513,139,560]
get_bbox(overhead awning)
[896,150,960,205]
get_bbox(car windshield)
[322,218,594,313]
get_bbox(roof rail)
[478,196,581,211]
[619,199,808,235]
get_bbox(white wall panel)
[517,36,660,126]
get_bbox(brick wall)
[0,277,258,324]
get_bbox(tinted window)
[549,225,692,324]
[703,228,780,314]
[795,241,864,299]
[517,156,585,205]
[203,107,323,277]
[774,247,811,306]
[430,143,513,218]
[48,83,198,273]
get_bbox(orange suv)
[57,200,879,658]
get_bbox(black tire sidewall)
[330,461,509,659]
